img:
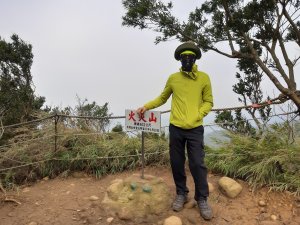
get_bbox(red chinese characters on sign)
[127,111,157,123]
[148,112,157,123]
[128,111,136,121]
[138,113,147,122]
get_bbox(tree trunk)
[287,91,300,112]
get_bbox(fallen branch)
[0,182,21,205]
[4,197,21,205]
[0,182,5,194]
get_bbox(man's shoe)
[198,199,212,220]
[172,194,188,212]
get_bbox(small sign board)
[125,109,161,133]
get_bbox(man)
[137,41,213,220]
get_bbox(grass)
[0,126,169,188]
[205,123,300,194]
[1,120,299,195]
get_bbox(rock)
[208,182,215,193]
[22,187,30,193]
[187,216,197,224]
[89,195,99,201]
[258,200,267,207]
[106,217,114,223]
[260,221,281,225]
[8,212,14,217]
[259,213,271,221]
[128,193,134,200]
[260,207,267,213]
[270,214,277,221]
[142,185,152,193]
[130,182,137,191]
[43,176,49,181]
[107,179,125,201]
[117,208,133,220]
[184,200,196,209]
[27,222,38,225]
[163,216,182,225]
[72,172,87,178]
[218,177,243,198]
[102,174,171,219]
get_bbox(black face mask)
[180,54,196,72]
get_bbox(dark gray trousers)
[169,124,209,201]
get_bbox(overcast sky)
[1,0,298,126]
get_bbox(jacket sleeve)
[199,76,213,119]
[144,78,172,110]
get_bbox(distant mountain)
[204,129,230,148]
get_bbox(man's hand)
[136,106,147,116]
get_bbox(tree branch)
[175,28,240,58]
[281,1,300,45]
[276,3,296,89]
[222,0,236,53]
[237,25,290,95]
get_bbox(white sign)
[125,109,161,133]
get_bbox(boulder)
[163,216,182,225]
[102,174,171,220]
[218,177,243,198]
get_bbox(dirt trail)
[0,167,299,225]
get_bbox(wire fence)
[0,98,299,174]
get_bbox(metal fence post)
[54,114,59,152]
[141,131,145,179]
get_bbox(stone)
[22,187,30,193]
[187,216,197,224]
[8,212,14,217]
[163,216,182,225]
[208,182,215,193]
[130,182,137,191]
[270,214,277,221]
[258,200,267,207]
[117,207,133,220]
[142,185,152,193]
[184,199,196,209]
[260,221,281,225]
[107,179,125,201]
[106,217,114,223]
[218,177,243,198]
[72,172,87,178]
[89,195,99,201]
[27,222,38,225]
[260,207,267,213]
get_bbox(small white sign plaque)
[125,109,161,133]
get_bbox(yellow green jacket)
[144,65,213,129]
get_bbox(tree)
[231,57,272,131]
[0,34,45,126]
[50,96,112,133]
[74,96,112,132]
[215,109,256,135]
[111,123,123,132]
[122,0,300,110]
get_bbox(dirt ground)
[0,166,299,225]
